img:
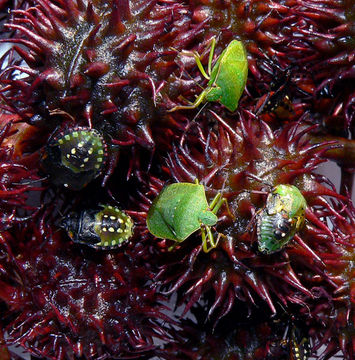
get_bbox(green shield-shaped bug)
[169,38,248,112]
[146,180,230,252]
[257,184,307,254]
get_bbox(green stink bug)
[257,184,307,254]
[169,38,248,112]
[146,180,230,253]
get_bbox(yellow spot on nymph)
[108,227,115,232]
[78,142,84,147]
[104,241,109,246]
[58,139,64,144]
[103,214,109,218]
[117,228,123,233]
[88,148,94,154]
[95,164,100,169]
[71,148,76,154]
[118,218,123,224]
[98,149,104,154]
[108,206,113,209]
[102,227,107,232]
[64,134,70,140]
[84,157,89,163]
[97,157,103,162]
[110,216,116,220]
[111,240,117,245]
[72,132,79,138]
[81,131,86,135]
[66,154,71,159]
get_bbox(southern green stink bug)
[62,205,134,249]
[169,38,248,112]
[146,180,230,252]
[41,127,107,190]
[257,184,307,254]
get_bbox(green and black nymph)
[62,205,134,249]
[257,184,307,254]
[42,127,107,191]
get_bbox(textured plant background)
[0,1,354,360]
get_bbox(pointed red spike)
[84,62,110,78]
[3,24,54,53]
[36,0,65,38]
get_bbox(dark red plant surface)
[0,0,354,360]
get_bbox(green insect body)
[62,205,134,249]
[146,181,229,253]
[257,184,307,254]
[169,38,248,112]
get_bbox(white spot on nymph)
[88,148,94,154]
[102,227,107,232]
[103,214,109,218]
[118,218,123,224]
[64,183,68,187]
[77,142,84,148]
[110,216,116,220]
[108,227,115,232]
[84,157,89,163]
[66,154,71,159]
[281,233,286,237]
[71,148,76,154]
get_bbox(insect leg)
[202,225,219,253]
[167,90,207,112]
[209,194,234,220]
[207,37,216,76]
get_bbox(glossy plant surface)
[0,1,354,360]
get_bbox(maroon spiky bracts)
[0,0,206,148]
[161,316,305,360]
[0,220,172,360]
[161,0,354,132]
[294,203,355,360]
[148,111,349,324]
[0,115,41,230]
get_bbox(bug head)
[60,213,80,240]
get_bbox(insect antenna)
[12,176,49,186]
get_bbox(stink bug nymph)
[169,38,248,112]
[289,325,311,360]
[41,127,107,190]
[62,205,134,249]
[146,180,231,253]
[279,322,311,360]
[257,184,307,254]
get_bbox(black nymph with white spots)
[41,127,107,190]
[61,205,134,249]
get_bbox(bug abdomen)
[95,206,134,248]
